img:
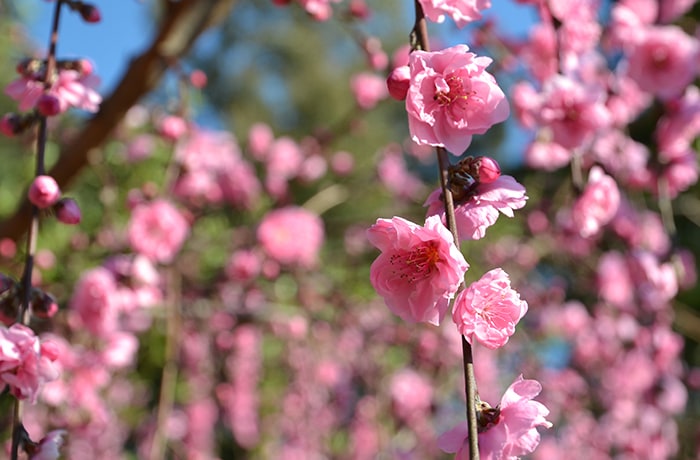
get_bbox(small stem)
[411,2,478,458]
[149,268,182,460]
[658,176,676,237]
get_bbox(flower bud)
[80,4,101,23]
[349,0,370,19]
[28,175,61,209]
[36,94,62,117]
[0,114,20,137]
[30,289,58,319]
[158,115,188,141]
[189,69,207,88]
[476,156,501,184]
[54,197,82,225]
[79,59,94,76]
[387,65,410,101]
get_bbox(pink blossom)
[419,0,491,28]
[0,324,60,403]
[389,368,433,421]
[425,175,528,241]
[524,140,572,171]
[299,0,340,20]
[225,249,262,282]
[257,207,324,269]
[625,25,699,100]
[377,145,425,200]
[536,75,611,149]
[54,197,82,224]
[247,122,274,160]
[29,429,67,460]
[127,199,190,263]
[70,267,120,335]
[158,115,188,141]
[5,70,101,113]
[406,44,509,154]
[571,166,620,238]
[597,251,634,308]
[387,65,410,101]
[366,215,468,325]
[438,375,552,459]
[350,72,388,109]
[452,268,527,349]
[28,175,61,209]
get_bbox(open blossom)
[350,72,388,109]
[438,375,552,459]
[452,268,528,349]
[127,199,190,263]
[70,267,120,336]
[571,166,620,238]
[5,69,101,113]
[406,44,509,154]
[366,215,468,325]
[257,207,324,269]
[0,324,60,404]
[425,175,528,241]
[419,0,491,28]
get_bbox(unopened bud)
[387,65,410,101]
[189,69,207,88]
[80,4,101,23]
[476,156,501,184]
[37,94,62,117]
[79,59,94,76]
[0,114,20,137]
[29,175,61,209]
[31,289,58,319]
[54,197,82,225]
[349,0,370,19]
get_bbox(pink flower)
[127,199,190,263]
[0,324,60,403]
[28,175,61,209]
[452,268,527,349]
[70,267,120,335]
[419,0,491,28]
[425,175,528,241]
[571,166,620,238]
[389,369,433,421]
[387,65,410,101]
[438,375,552,459]
[377,145,425,200]
[29,429,67,460]
[257,207,324,269]
[350,72,388,109]
[158,115,189,141]
[625,25,699,100]
[5,69,101,114]
[366,215,468,325]
[406,44,509,154]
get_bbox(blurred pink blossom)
[29,429,67,460]
[70,267,120,335]
[350,72,388,109]
[127,199,190,264]
[0,324,60,403]
[366,215,468,325]
[419,0,491,28]
[157,115,188,141]
[5,69,101,113]
[406,44,509,154]
[425,175,528,241]
[625,25,699,100]
[438,375,552,459]
[452,268,528,349]
[389,369,433,421]
[257,207,324,269]
[571,166,620,238]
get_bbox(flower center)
[434,72,473,108]
[389,242,441,283]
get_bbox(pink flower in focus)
[28,175,61,209]
[452,268,527,349]
[406,44,509,154]
[419,0,491,28]
[0,324,60,403]
[128,199,190,263]
[387,65,410,101]
[571,166,620,238]
[29,429,67,460]
[257,207,324,269]
[350,72,388,109]
[366,215,468,325]
[438,375,552,459]
[625,25,699,100]
[425,175,528,241]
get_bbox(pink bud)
[477,156,501,183]
[30,289,58,319]
[80,4,101,23]
[349,0,370,19]
[189,69,208,88]
[158,115,188,141]
[54,197,82,224]
[79,59,94,76]
[387,65,410,101]
[0,114,19,137]
[28,175,61,209]
[36,94,62,116]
